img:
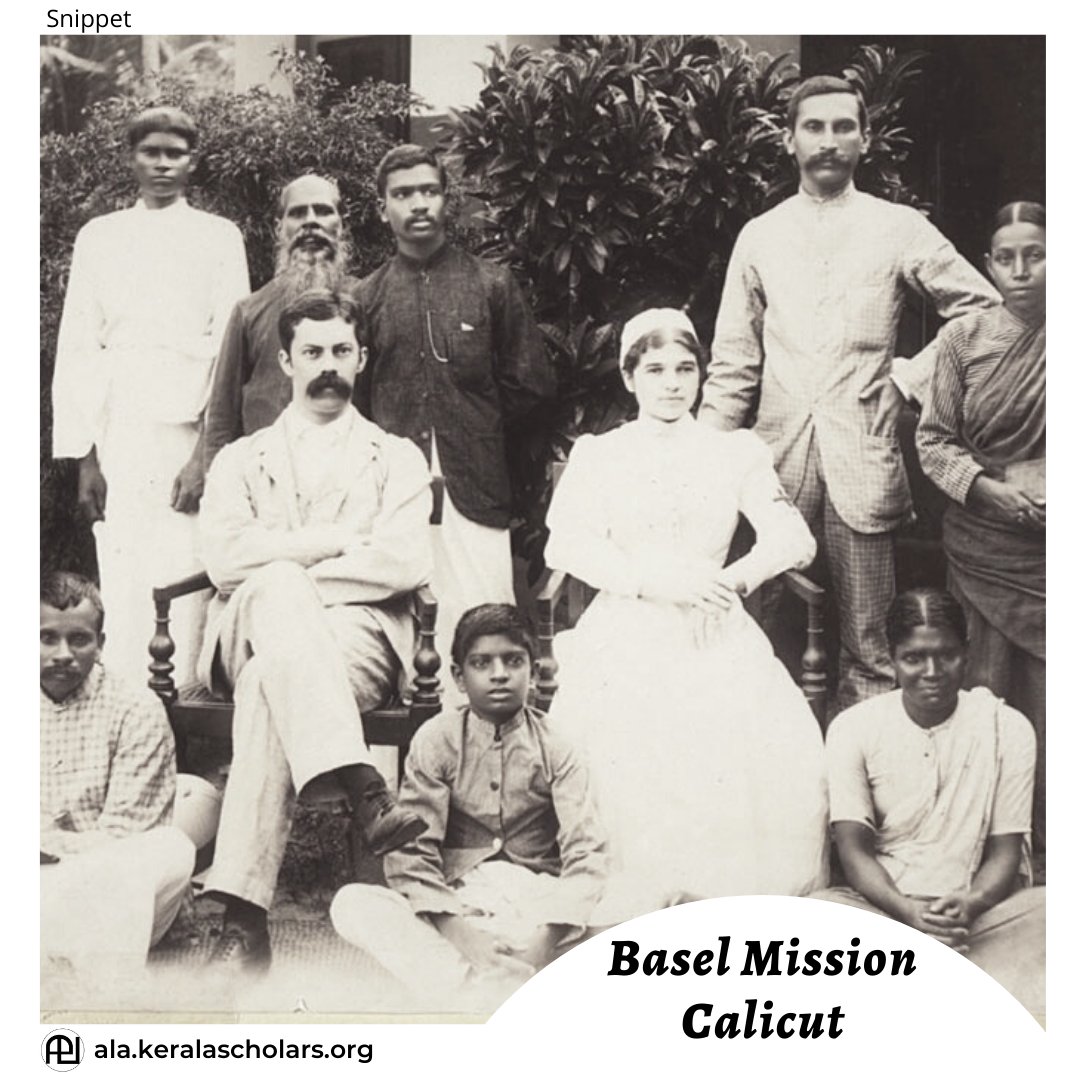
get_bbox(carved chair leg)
[534,593,558,714]
[801,597,828,731]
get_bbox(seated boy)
[40,571,206,973]
[331,604,607,1008]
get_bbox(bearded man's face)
[276,175,346,277]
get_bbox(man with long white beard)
[203,174,361,474]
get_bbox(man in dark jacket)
[360,145,555,664]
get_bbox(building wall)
[233,34,801,107]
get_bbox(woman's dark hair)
[622,328,707,375]
[990,201,1046,245]
[451,604,537,667]
[884,588,968,654]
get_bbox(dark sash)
[963,319,1046,472]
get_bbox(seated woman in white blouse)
[545,308,829,923]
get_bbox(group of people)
[42,73,1045,1016]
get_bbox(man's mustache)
[306,371,352,398]
[290,227,336,252]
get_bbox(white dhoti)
[331,861,576,1007]
[430,438,514,695]
[41,826,195,968]
[94,413,206,689]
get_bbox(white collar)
[635,413,696,439]
[133,196,191,215]
[283,400,356,440]
[797,181,856,207]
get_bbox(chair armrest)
[535,567,569,606]
[152,571,214,604]
[149,571,214,704]
[781,569,825,608]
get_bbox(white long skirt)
[549,592,829,925]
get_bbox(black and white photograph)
[38,26,1047,1031]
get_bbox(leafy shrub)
[439,36,926,571]
[40,53,417,576]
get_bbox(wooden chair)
[147,479,446,782]
[531,463,828,726]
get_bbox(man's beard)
[275,230,353,298]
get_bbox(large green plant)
[40,53,417,576]
[439,36,927,572]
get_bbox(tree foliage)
[438,36,927,570]
[40,53,418,576]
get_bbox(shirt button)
[490,780,500,791]
[492,837,503,851]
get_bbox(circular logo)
[42,1029,83,1071]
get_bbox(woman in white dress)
[545,308,829,922]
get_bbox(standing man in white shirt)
[701,76,1000,710]
[52,106,250,686]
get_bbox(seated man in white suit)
[198,289,433,972]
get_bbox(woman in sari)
[816,588,1044,1020]
[545,308,829,923]
[916,201,1045,867]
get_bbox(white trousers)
[94,417,206,688]
[202,562,397,909]
[41,826,194,968]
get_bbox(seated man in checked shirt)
[331,604,608,1010]
[40,571,205,974]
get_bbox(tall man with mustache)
[359,145,554,671]
[701,76,1000,710]
[197,289,432,971]
[202,174,361,476]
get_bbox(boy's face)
[41,600,104,703]
[453,633,533,723]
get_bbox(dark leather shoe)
[207,923,272,974]
[355,789,427,857]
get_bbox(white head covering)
[619,307,698,368]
